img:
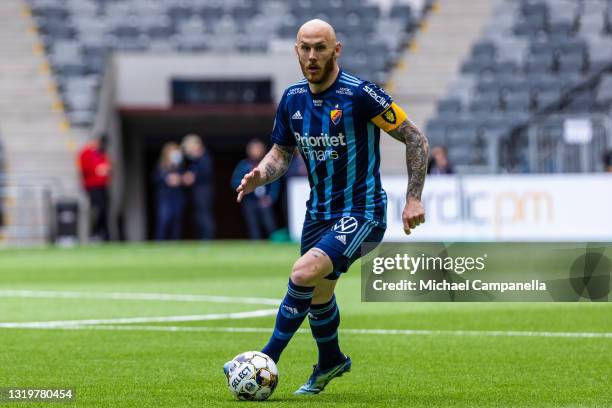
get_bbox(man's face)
[295,33,339,84]
[247,143,265,161]
[432,147,448,167]
[186,144,203,158]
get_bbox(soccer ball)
[225,351,279,401]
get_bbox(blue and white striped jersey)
[272,70,404,226]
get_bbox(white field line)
[1,323,611,339]
[0,290,280,306]
[1,289,610,339]
[0,309,277,328]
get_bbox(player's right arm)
[236,144,294,203]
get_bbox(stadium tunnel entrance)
[95,52,300,241]
[118,106,288,240]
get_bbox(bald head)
[297,19,337,44]
[295,19,341,88]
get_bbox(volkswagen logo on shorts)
[332,216,358,235]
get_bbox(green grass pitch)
[0,243,610,407]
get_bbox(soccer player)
[228,19,429,395]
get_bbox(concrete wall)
[113,52,301,108]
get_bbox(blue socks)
[262,279,314,363]
[309,295,344,369]
[261,281,344,369]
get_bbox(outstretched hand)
[402,197,425,235]
[236,168,265,203]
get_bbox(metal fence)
[0,175,80,246]
[526,114,612,173]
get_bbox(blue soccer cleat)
[294,355,352,395]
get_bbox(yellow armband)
[371,102,408,132]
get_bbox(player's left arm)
[372,103,429,235]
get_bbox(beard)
[300,54,336,84]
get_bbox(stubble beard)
[301,54,336,85]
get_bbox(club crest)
[330,108,343,125]
[383,107,396,124]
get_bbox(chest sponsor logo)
[313,99,323,107]
[293,131,346,161]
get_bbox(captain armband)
[371,102,408,132]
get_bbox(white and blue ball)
[225,351,279,401]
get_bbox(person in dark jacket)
[181,134,215,240]
[154,142,186,240]
[231,139,280,239]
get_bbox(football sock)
[308,295,344,370]
[261,279,314,363]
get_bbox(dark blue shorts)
[301,216,387,280]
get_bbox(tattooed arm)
[387,118,430,234]
[236,144,295,203]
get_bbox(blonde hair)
[159,142,180,171]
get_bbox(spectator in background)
[603,150,612,172]
[181,134,215,240]
[78,135,111,241]
[154,142,186,240]
[231,139,280,239]
[428,145,454,175]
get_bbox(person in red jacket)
[78,135,111,241]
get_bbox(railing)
[526,114,612,173]
[0,175,80,246]
[499,62,612,174]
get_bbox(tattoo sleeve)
[259,144,295,183]
[387,119,429,200]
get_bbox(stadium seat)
[447,145,474,166]
[447,124,480,147]
[524,60,553,75]
[548,22,574,37]
[556,55,585,74]
[503,91,533,112]
[535,90,562,109]
[469,97,500,114]
[563,92,597,113]
[596,74,612,103]
[436,98,463,114]
[471,41,497,60]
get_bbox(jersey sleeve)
[270,90,296,147]
[357,82,407,132]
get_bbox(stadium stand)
[0,0,80,245]
[27,0,430,127]
[425,0,612,172]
